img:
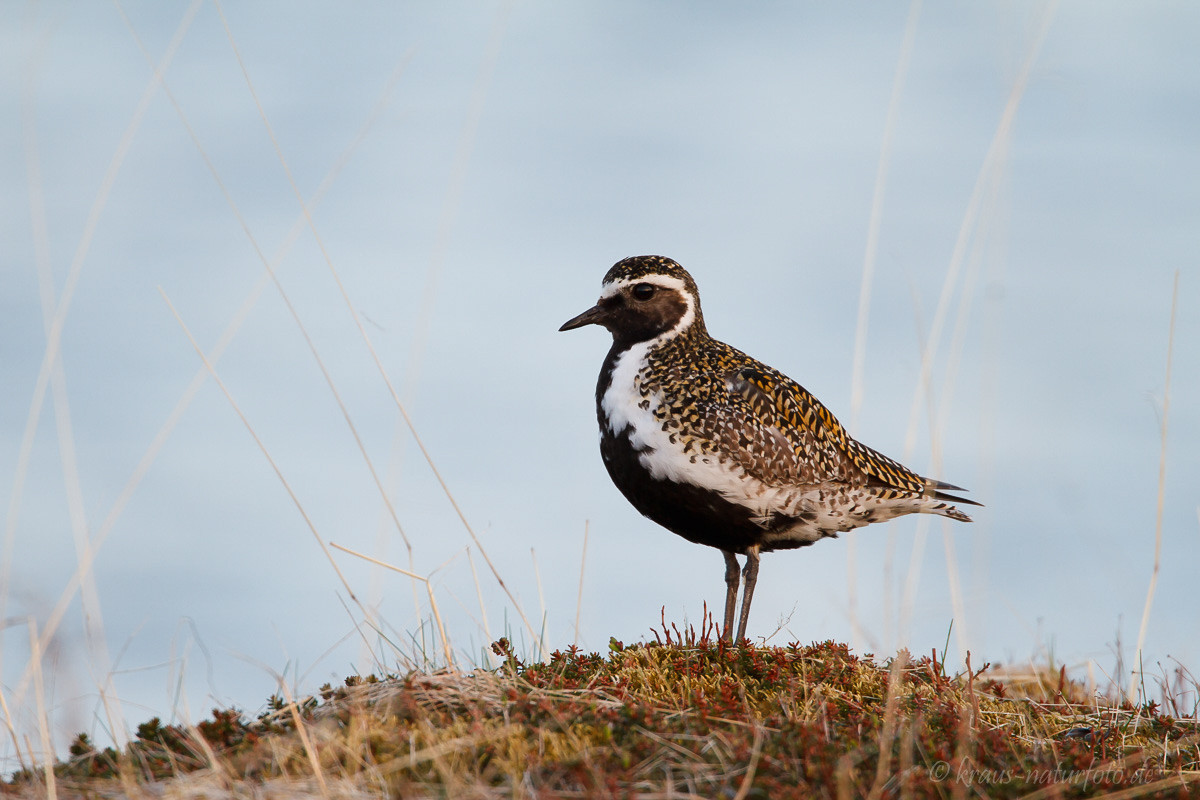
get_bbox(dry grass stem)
[8,638,1198,797]
[160,290,364,612]
[1,0,202,726]
[330,542,455,669]
[847,0,923,654]
[1129,270,1180,705]
[211,0,539,659]
[28,620,57,800]
[574,522,589,648]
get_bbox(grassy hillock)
[5,625,1198,798]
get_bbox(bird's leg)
[721,550,740,643]
[734,545,761,644]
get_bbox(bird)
[559,255,979,644]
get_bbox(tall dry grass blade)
[964,170,1008,659]
[176,692,230,789]
[23,26,413,679]
[835,750,858,800]
[400,0,515,395]
[848,0,923,653]
[160,290,365,609]
[896,0,1056,650]
[531,548,547,648]
[3,17,55,684]
[374,736,480,776]
[12,37,411,703]
[124,6,431,679]
[210,0,540,655]
[731,723,765,800]
[128,3,416,574]
[0,678,28,775]
[21,25,127,747]
[1,0,202,686]
[924,381,967,657]
[364,373,547,654]
[933,162,1005,660]
[896,301,933,648]
[4,0,203,724]
[1128,270,1180,705]
[28,620,56,800]
[574,521,589,648]
[464,548,496,665]
[898,715,914,800]
[276,679,331,800]
[866,650,909,800]
[901,0,1057,458]
[850,0,921,429]
[332,593,395,676]
[330,543,455,669]
[951,651,981,800]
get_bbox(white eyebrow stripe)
[596,274,696,341]
[599,274,689,299]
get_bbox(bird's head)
[559,255,705,346]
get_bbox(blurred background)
[2,1,1197,764]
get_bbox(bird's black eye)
[631,283,656,301]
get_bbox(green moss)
[6,634,1198,798]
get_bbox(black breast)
[593,342,813,555]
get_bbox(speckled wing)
[720,364,930,495]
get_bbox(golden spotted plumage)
[561,255,978,643]
[612,262,968,518]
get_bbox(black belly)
[598,425,819,555]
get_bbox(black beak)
[559,303,608,332]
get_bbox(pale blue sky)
[2,2,1198,762]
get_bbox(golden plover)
[560,255,979,643]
